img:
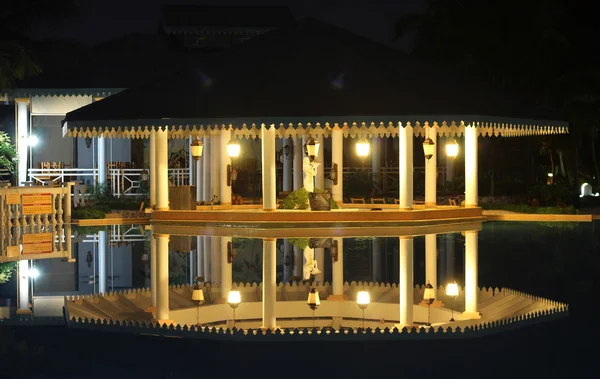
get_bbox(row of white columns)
[144,125,477,210]
[147,231,478,327]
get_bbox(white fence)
[27,168,190,198]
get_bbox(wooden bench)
[351,197,365,204]
[371,198,386,204]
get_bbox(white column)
[188,136,194,186]
[293,137,303,190]
[399,125,413,209]
[446,137,454,182]
[149,129,157,207]
[283,239,293,283]
[16,99,29,185]
[425,234,437,299]
[155,129,169,210]
[425,130,437,207]
[399,237,413,326]
[150,235,157,308]
[220,129,232,206]
[262,238,277,329]
[331,129,343,204]
[98,230,107,294]
[372,239,382,283]
[212,237,221,285]
[331,238,344,298]
[283,137,293,192]
[464,231,480,318]
[155,234,170,323]
[221,237,232,299]
[203,236,212,282]
[196,138,203,203]
[445,233,455,284]
[211,133,221,202]
[17,260,30,314]
[202,135,211,202]
[465,125,478,206]
[372,137,382,188]
[314,247,324,284]
[261,125,277,211]
[196,236,203,279]
[314,134,324,190]
[98,137,106,186]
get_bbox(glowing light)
[227,140,241,158]
[446,282,459,297]
[446,139,459,158]
[356,139,370,157]
[356,291,370,308]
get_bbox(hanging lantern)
[305,137,319,162]
[356,139,370,157]
[330,163,338,185]
[85,137,92,149]
[445,281,459,297]
[227,241,238,263]
[141,250,149,263]
[283,143,291,158]
[423,281,435,304]
[141,169,149,182]
[306,287,320,310]
[192,282,205,306]
[446,139,459,158]
[423,137,435,160]
[191,138,204,161]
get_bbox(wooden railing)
[0,183,72,228]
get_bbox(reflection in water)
[2,221,592,326]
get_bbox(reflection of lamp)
[446,139,459,158]
[330,163,338,185]
[192,278,205,327]
[330,239,338,262]
[227,241,238,263]
[356,290,370,330]
[191,137,204,161]
[141,169,149,182]
[141,250,149,263]
[446,281,459,322]
[423,281,435,326]
[305,137,319,162]
[422,138,435,160]
[283,143,291,159]
[228,289,241,328]
[306,287,320,328]
[85,137,92,148]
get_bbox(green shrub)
[279,188,309,209]
[0,262,17,284]
[72,207,106,219]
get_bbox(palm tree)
[0,0,77,89]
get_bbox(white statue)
[303,246,322,280]
[303,157,320,193]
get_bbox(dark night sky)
[28,0,424,50]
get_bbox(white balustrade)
[27,167,190,198]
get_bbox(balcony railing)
[26,168,190,198]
